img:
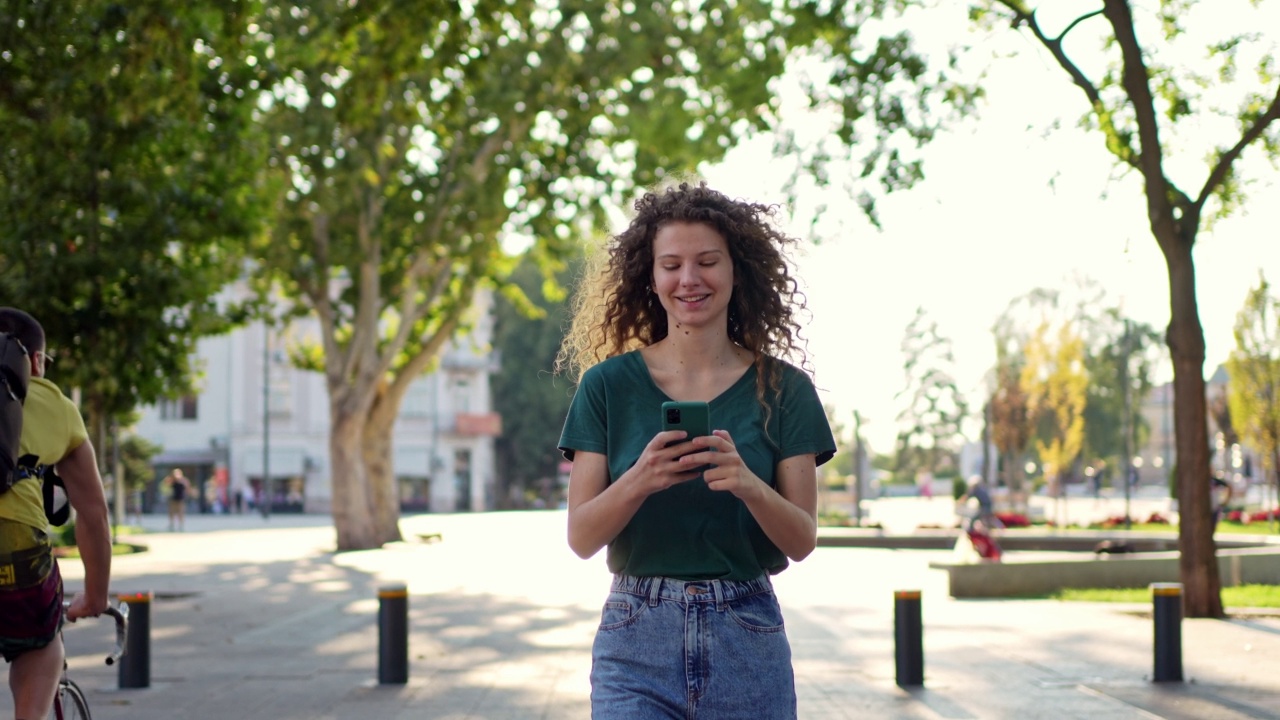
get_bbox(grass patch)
[1075,521,1280,535]
[1054,584,1280,608]
[54,543,144,559]
[1080,522,1173,532]
[818,509,852,527]
[1217,521,1280,536]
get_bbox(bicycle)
[51,600,129,720]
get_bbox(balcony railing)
[455,412,502,437]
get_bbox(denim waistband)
[610,574,773,610]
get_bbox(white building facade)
[132,293,501,515]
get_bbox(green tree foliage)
[0,1,271,446]
[795,0,1275,618]
[1226,274,1280,518]
[115,433,162,497]
[491,255,578,508]
[893,307,969,480]
[251,0,806,549]
[770,3,984,225]
[1080,313,1162,480]
[964,0,1280,619]
[990,284,1162,504]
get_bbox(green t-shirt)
[558,351,836,581]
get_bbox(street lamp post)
[852,411,865,527]
[261,323,271,520]
[1121,319,1133,530]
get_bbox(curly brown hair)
[557,181,812,419]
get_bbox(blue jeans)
[590,574,797,720]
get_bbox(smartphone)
[662,401,713,473]
[662,401,711,440]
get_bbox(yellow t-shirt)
[0,377,88,530]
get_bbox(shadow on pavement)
[57,550,598,720]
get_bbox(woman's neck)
[655,328,743,369]
[642,332,753,401]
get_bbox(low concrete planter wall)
[931,546,1280,598]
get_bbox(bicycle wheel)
[51,679,92,720]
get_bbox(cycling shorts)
[0,519,63,662]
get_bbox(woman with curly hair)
[557,181,836,719]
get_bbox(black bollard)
[117,591,152,689]
[378,585,409,684]
[1151,582,1183,682]
[894,589,924,687]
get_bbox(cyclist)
[957,475,1003,561]
[0,308,112,719]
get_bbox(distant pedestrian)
[556,183,837,718]
[917,471,934,499]
[1211,474,1233,532]
[164,468,191,531]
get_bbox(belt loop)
[713,579,726,612]
[647,577,662,607]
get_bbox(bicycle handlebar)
[63,600,130,666]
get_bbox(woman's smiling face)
[651,221,734,332]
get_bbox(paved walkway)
[9,511,1280,719]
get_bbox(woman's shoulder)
[580,351,644,384]
[763,355,816,387]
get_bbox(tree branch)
[1102,0,1180,246]
[387,277,477,402]
[344,187,383,394]
[999,1,1140,171]
[1053,9,1105,45]
[1196,83,1280,211]
[306,211,346,390]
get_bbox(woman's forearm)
[742,486,818,561]
[568,476,652,558]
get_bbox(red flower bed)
[1098,515,1130,529]
[1230,508,1280,524]
[996,512,1031,528]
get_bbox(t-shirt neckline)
[627,350,756,406]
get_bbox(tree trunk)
[1013,452,1029,515]
[364,384,403,546]
[1165,243,1224,618]
[330,408,378,550]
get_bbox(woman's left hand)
[684,429,767,502]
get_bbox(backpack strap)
[16,454,41,480]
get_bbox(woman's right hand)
[566,431,708,559]
[623,430,708,495]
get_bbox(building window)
[450,376,471,414]
[400,379,431,418]
[160,395,198,420]
[268,371,292,417]
[454,449,472,512]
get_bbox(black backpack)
[0,332,67,525]
[1,332,32,495]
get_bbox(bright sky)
[700,5,1280,454]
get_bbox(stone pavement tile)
[1088,682,1280,720]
